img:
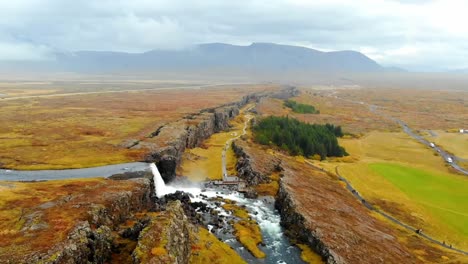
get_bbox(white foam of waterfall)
[150,163,170,198]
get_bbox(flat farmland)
[255,90,399,135]
[0,83,277,169]
[422,130,468,159]
[336,88,468,130]
[0,79,207,98]
[316,131,468,250]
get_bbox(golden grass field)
[422,130,468,159]
[0,84,277,169]
[314,131,468,250]
[335,88,468,130]
[255,92,399,135]
[0,79,206,97]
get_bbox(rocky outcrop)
[132,201,194,264]
[87,178,155,227]
[233,143,267,185]
[141,86,298,183]
[232,140,281,185]
[14,177,203,264]
[276,182,339,264]
[20,178,156,264]
[27,222,113,264]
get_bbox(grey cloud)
[0,0,466,71]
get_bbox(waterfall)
[150,163,167,198]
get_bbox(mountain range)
[1,43,401,74]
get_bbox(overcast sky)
[1,0,467,71]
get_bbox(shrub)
[284,100,319,114]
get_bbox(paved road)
[221,106,254,181]
[0,162,150,181]
[369,104,468,175]
[328,91,468,176]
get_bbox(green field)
[369,163,468,242]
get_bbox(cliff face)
[141,86,298,183]
[5,175,201,264]
[11,177,156,264]
[232,140,281,185]
[28,222,114,264]
[133,201,194,264]
[276,183,340,264]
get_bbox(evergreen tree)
[253,116,347,159]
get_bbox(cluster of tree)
[284,100,319,114]
[253,116,347,159]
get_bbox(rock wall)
[232,141,270,185]
[142,86,298,183]
[232,139,283,185]
[27,222,113,264]
[233,139,337,263]
[87,179,155,227]
[24,178,155,264]
[276,182,339,264]
[132,201,194,264]
[20,177,199,264]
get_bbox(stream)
[151,164,306,264]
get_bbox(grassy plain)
[370,163,468,238]
[336,88,468,130]
[423,131,468,159]
[316,131,468,249]
[0,84,276,169]
[0,79,206,97]
[255,93,399,135]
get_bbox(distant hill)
[450,68,468,73]
[1,43,391,74]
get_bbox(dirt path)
[221,105,254,181]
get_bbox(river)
[0,162,149,181]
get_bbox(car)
[429,142,435,148]
[447,157,453,163]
